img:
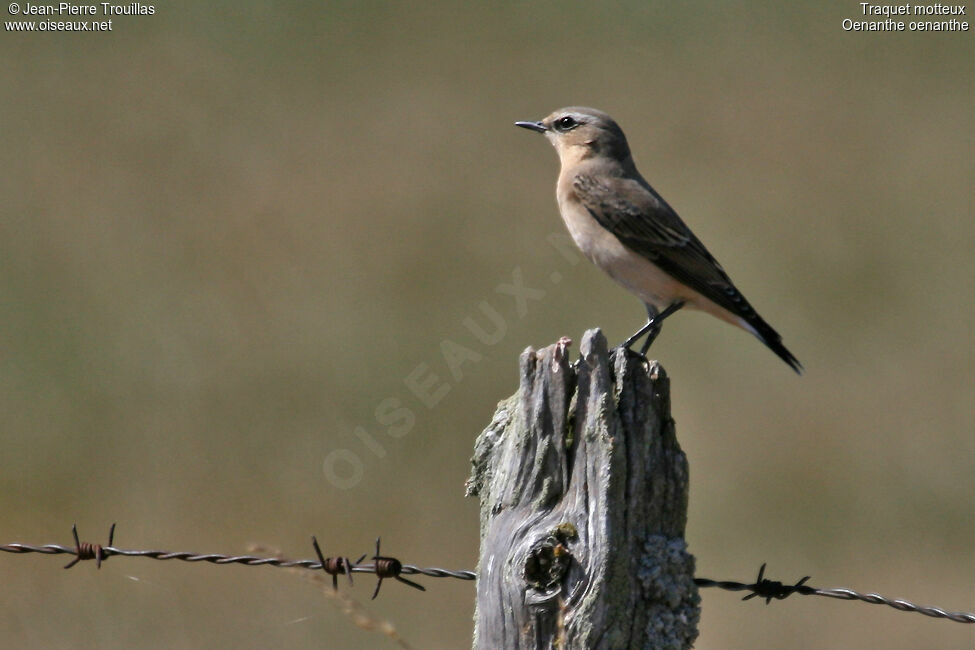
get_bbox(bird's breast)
[555,191,610,261]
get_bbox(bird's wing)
[571,173,760,321]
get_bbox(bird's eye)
[555,116,578,131]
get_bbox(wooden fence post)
[467,329,699,649]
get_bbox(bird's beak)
[515,120,547,134]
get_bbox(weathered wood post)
[467,329,699,649]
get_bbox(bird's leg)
[639,324,663,355]
[639,300,685,353]
[622,304,659,351]
[622,301,686,354]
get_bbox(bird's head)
[516,107,632,164]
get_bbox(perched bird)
[516,107,801,373]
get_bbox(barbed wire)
[0,524,475,598]
[695,562,975,624]
[3,525,973,623]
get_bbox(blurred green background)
[2,1,973,648]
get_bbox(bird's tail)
[739,315,803,375]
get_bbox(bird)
[515,107,802,374]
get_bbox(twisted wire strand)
[811,587,975,624]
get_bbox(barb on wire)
[366,537,426,600]
[694,562,813,604]
[695,563,975,624]
[310,535,360,590]
[64,523,115,570]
